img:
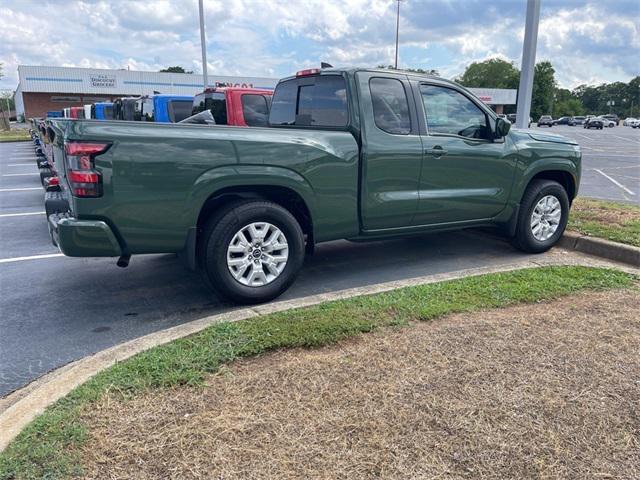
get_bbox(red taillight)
[64,141,110,197]
[47,176,60,186]
[296,68,321,77]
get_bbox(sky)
[0,0,638,92]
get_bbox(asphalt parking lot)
[531,124,639,203]
[1,127,638,397]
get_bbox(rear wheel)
[198,200,305,304]
[512,179,569,253]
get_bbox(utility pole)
[198,0,209,89]
[394,0,401,69]
[515,0,541,129]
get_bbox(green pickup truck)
[47,67,581,303]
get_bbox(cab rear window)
[169,100,193,123]
[269,75,348,127]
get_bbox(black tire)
[512,179,570,253]
[198,200,305,304]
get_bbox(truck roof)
[279,67,445,84]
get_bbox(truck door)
[356,72,423,230]
[412,81,517,225]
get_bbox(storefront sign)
[90,74,117,88]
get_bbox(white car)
[599,117,616,128]
[630,119,640,129]
[623,117,637,126]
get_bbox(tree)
[456,58,519,89]
[159,66,193,74]
[531,61,556,119]
[377,65,439,76]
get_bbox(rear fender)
[184,165,317,229]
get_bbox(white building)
[15,65,278,118]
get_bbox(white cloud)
[0,0,637,92]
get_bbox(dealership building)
[14,65,278,119]
[14,65,517,119]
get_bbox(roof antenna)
[321,62,333,68]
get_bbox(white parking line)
[0,187,41,192]
[614,134,640,144]
[7,163,34,166]
[0,211,45,218]
[593,169,636,195]
[2,173,39,177]
[0,253,64,264]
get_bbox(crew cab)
[46,68,581,304]
[188,87,273,126]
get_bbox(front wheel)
[198,200,305,304]
[512,179,569,253]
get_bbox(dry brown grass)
[79,290,640,480]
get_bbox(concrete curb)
[560,231,640,267]
[1,254,638,452]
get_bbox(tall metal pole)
[515,0,541,129]
[198,0,209,89]
[394,0,400,69]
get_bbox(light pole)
[515,0,541,129]
[394,0,401,69]
[198,0,209,89]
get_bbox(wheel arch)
[528,169,576,203]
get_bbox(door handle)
[425,146,448,157]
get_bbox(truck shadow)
[0,228,528,397]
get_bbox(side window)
[369,77,411,135]
[420,85,490,140]
[241,94,270,127]
[269,75,348,127]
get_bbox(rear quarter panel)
[60,120,359,253]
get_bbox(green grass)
[0,266,636,479]
[0,129,30,143]
[569,197,640,247]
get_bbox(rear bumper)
[49,213,122,257]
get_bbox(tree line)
[456,58,639,120]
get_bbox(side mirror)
[495,117,511,138]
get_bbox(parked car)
[584,117,604,129]
[187,87,273,126]
[599,116,616,128]
[553,116,570,125]
[113,95,194,122]
[46,67,581,304]
[623,117,637,126]
[92,102,114,120]
[630,119,640,129]
[68,107,85,119]
[537,115,553,127]
[504,113,532,127]
[568,116,586,126]
[602,114,619,125]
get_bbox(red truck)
[187,87,273,126]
